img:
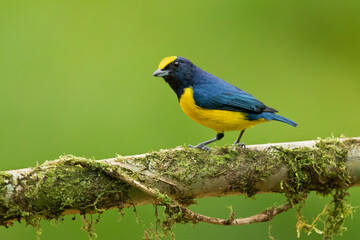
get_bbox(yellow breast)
[179,87,266,133]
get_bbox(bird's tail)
[261,112,297,127]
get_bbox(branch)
[0,137,359,232]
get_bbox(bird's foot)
[188,144,211,152]
[233,142,246,148]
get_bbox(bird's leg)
[233,129,246,147]
[189,133,224,151]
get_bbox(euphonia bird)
[153,56,297,151]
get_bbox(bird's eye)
[174,61,180,67]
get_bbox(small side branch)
[181,203,291,225]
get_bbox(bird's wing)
[194,88,277,114]
[206,92,266,113]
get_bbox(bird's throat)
[163,76,186,100]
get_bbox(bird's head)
[153,56,196,82]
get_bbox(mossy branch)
[0,137,359,239]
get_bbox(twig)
[180,203,291,226]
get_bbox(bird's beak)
[153,68,169,77]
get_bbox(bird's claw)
[188,144,211,152]
[233,142,246,148]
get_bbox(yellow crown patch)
[158,56,177,69]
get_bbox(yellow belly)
[179,87,266,132]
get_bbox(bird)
[153,56,297,151]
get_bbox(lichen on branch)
[0,137,359,239]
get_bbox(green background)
[1,0,360,239]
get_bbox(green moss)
[0,155,130,239]
[81,213,102,240]
[272,137,354,238]
[0,171,21,226]
[140,137,356,239]
[127,146,286,238]
[24,156,129,218]
[128,145,283,198]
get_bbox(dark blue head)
[153,56,197,98]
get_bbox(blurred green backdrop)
[1,0,360,239]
